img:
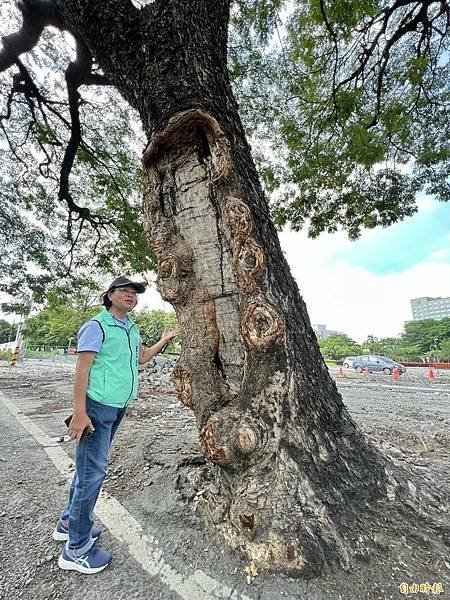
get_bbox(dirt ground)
[0,359,449,600]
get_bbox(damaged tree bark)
[134,4,393,574]
[2,0,448,578]
[141,108,391,574]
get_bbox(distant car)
[343,356,357,368]
[353,355,406,375]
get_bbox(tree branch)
[367,0,446,127]
[0,0,62,72]
[55,0,142,105]
[314,0,450,134]
[59,39,114,236]
[1,3,118,244]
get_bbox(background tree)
[0,318,17,344]
[358,320,450,361]
[1,0,448,583]
[363,335,403,358]
[401,317,450,354]
[439,338,450,360]
[134,310,180,355]
[318,333,361,360]
[23,289,100,346]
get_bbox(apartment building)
[410,296,450,321]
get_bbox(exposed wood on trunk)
[142,109,394,573]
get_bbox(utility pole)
[434,337,440,368]
[8,321,15,344]
[10,297,33,367]
[9,320,23,366]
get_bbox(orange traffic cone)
[364,366,369,377]
[428,367,436,381]
[392,367,400,382]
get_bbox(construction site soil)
[0,360,449,600]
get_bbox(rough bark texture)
[10,0,449,577]
[140,105,393,574]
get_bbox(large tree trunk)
[136,2,391,575]
[53,0,447,576]
[142,105,390,574]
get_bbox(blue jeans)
[60,397,127,556]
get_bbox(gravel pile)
[140,354,178,389]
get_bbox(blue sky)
[137,199,450,341]
[273,198,450,341]
[331,201,450,276]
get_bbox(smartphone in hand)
[64,414,92,442]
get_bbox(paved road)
[0,392,183,600]
[0,391,258,600]
[1,361,448,600]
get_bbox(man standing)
[53,276,180,573]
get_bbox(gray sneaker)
[52,519,101,542]
[58,544,111,574]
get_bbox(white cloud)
[430,248,449,259]
[279,229,450,342]
[137,227,450,344]
[416,194,436,212]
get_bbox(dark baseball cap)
[104,276,146,294]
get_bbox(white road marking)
[336,381,449,394]
[0,392,252,600]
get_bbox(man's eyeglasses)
[114,287,137,296]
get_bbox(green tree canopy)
[23,289,101,346]
[231,0,450,238]
[318,333,361,360]
[363,336,403,358]
[439,338,450,360]
[0,318,17,344]
[134,310,180,355]
[1,0,449,310]
[359,318,450,361]
[401,317,450,354]
[0,3,155,311]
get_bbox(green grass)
[24,349,59,358]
